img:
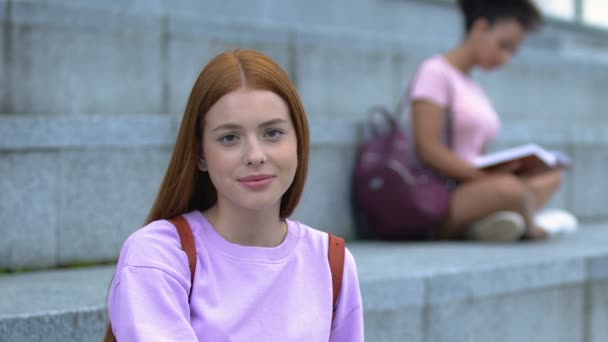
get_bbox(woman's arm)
[412,99,486,182]
[108,222,198,341]
[109,266,198,341]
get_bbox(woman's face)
[201,88,298,214]
[474,18,526,71]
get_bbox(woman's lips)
[238,175,275,190]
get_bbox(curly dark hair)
[457,0,543,33]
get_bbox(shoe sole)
[535,209,579,237]
[468,212,525,242]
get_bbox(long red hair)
[146,49,310,223]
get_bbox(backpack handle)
[365,105,398,138]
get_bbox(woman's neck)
[203,203,287,248]
[444,42,478,75]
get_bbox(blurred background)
[4,0,608,268]
[2,0,608,341]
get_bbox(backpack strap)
[327,233,345,322]
[169,215,197,302]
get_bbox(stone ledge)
[0,115,178,150]
[0,308,107,342]
[354,223,608,306]
[1,223,607,341]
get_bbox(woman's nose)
[245,139,267,166]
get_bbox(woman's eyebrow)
[259,118,289,127]
[212,123,242,132]
[212,118,289,132]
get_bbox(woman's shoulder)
[116,218,188,273]
[418,55,449,71]
[287,220,357,263]
[288,219,331,245]
[410,55,460,105]
[414,55,456,82]
[291,221,360,294]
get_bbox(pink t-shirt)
[409,55,500,163]
[108,210,364,341]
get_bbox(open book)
[474,143,571,175]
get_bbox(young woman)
[408,0,576,241]
[106,49,364,340]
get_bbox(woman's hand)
[486,160,522,174]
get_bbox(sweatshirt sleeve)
[329,248,364,342]
[108,221,198,341]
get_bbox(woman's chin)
[237,197,282,213]
[480,62,504,72]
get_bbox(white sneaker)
[467,211,526,242]
[534,208,578,237]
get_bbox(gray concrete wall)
[2,0,608,124]
[0,116,178,269]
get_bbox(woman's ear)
[470,17,490,36]
[198,157,208,172]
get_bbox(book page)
[474,143,571,175]
[474,143,556,169]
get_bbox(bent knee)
[491,174,529,204]
[525,168,565,190]
[549,169,565,188]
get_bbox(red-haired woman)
[105,50,364,341]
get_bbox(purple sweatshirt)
[108,210,364,341]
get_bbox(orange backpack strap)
[169,215,197,302]
[328,233,345,322]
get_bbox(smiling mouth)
[238,175,275,190]
[239,174,274,182]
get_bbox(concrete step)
[3,0,608,122]
[1,223,608,342]
[1,115,607,269]
[0,266,113,342]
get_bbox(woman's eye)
[265,129,284,139]
[219,134,239,144]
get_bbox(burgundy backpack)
[104,216,346,341]
[352,107,452,240]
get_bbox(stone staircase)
[3,0,608,341]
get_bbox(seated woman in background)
[407,0,577,242]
